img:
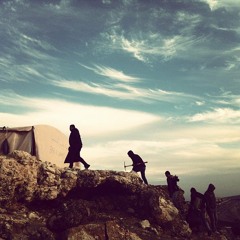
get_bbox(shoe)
[85,164,90,169]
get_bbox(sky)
[1,0,240,199]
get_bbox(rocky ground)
[0,151,239,240]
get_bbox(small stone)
[139,219,150,229]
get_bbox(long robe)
[64,128,83,164]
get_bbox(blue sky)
[1,0,240,198]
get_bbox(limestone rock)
[1,151,235,239]
[0,150,77,202]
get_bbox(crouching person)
[165,170,185,212]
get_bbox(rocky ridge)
[0,151,239,240]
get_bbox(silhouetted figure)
[165,171,184,210]
[127,150,148,185]
[1,126,9,155]
[188,187,211,235]
[165,170,179,197]
[204,184,218,232]
[64,124,90,169]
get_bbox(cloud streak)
[99,29,204,63]
[80,64,140,83]
[51,78,199,104]
[188,108,240,123]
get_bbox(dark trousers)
[140,169,148,185]
[69,157,89,168]
[206,208,217,232]
[66,147,89,169]
[133,165,148,185]
[200,210,211,233]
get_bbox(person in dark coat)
[165,170,185,211]
[1,126,9,155]
[165,170,179,198]
[64,124,90,169]
[204,183,218,232]
[127,150,148,185]
[188,187,211,235]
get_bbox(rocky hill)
[0,151,239,240]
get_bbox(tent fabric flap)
[0,126,35,155]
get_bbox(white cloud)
[80,64,140,82]
[188,108,240,123]
[211,91,240,107]
[0,57,11,68]
[202,0,218,10]
[121,38,148,62]
[202,0,240,10]
[51,80,143,101]
[21,66,43,78]
[51,79,198,104]
[102,0,111,5]
[0,92,160,137]
[195,101,205,106]
[20,33,55,51]
[100,27,206,64]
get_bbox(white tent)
[0,125,68,168]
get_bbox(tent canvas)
[0,125,68,168]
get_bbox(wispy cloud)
[20,33,55,52]
[209,91,240,107]
[0,22,59,83]
[51,79,198,104]
[99,28,206,64]
[188,108,240,123]
[202,0,218,10]
[202,0,240,10]
[51,80,139,100]
[80,64,140,82]
[0,90,27,106]
[195,101,205,106]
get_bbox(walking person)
[127,150,148,185]
[64,124,90,169]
